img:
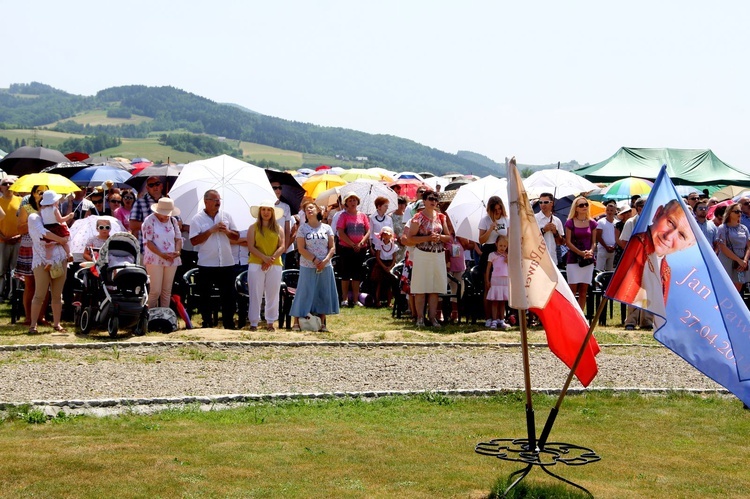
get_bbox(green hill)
[0,82,500,175]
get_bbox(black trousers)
[197,265,236,328]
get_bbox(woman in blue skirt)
[290,201,339,332]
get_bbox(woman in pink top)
[114,189,136,231]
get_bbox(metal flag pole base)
[475,437,600,498]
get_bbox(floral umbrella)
[601,177,654,201]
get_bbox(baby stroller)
[74,232,149,337]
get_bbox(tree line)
[0,82,497,176]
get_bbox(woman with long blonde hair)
[564,196,597,311]
[247,200,285,331]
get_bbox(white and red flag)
[507,159,600,386]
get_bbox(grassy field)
[97,137,203,165]
[46,109,153,127]
[0,392,747,498]
[0,298,743,497]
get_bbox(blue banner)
[607,166,750,406]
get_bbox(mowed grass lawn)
[0,299,741,497]
[0,392,748,498]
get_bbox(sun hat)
[40,189,62,206]
[250,199,284,220]
[342,192,360,205]
[150,197,181,217]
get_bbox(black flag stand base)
[475,437,600,498]
[474,304,604,498]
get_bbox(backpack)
[148,307,178,333]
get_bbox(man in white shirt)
[595,200,618,271]
[534,192,564,266]
[189,189,240,329]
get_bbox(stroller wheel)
[134,308,148,336]
[107,316,119,337]
[78,307,94,335]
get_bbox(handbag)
[577,254,595,267]
[50,262,66,279]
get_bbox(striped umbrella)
[601,177,653,201]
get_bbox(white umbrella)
[424,176,450,191]
[69,215,125,256]
[169,154,275,231]
[339,179,398,216]
[446,175,508,243]
[523,169,598,199]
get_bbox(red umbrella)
[65,151,89,162]
[388,179,426,200]
[315,164,332,172]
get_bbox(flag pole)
[538,297,608,449]
[518,308,537,452]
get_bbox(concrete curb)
[1,387,730,418]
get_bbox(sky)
[3,1,749,168]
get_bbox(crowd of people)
[0,170,747,335]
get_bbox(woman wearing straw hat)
[247,200,285,331]
[142,198,183,309]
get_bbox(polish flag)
[507,159,600,386]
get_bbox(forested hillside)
[0,83,498,175]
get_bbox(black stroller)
[74,232,149,337]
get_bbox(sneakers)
[498,320,510,331]
[489,320,498,330]
[485,319,493,328]
[416,318,425,328]
[431,318,441,328]
[625,324,636,331]
[341,300,348,307]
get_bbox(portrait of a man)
[609,199,696,316]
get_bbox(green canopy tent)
[572,147,750,189]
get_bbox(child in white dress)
[484,235,510,330]
[371,226,399,307]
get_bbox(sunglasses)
[147,181,162,188]
[1,183,13,186]
[272,186,283,191]
[538,200,552,205]
[731,210,742,214]
[741,202,750,207]
[426,196,439,202]
[91,199,103,204]
[688,197,699,201]
[695,206,707,211]
[577,203,589,208]
[109,199,122,204]
[97,225,111,230]
[122,196,135,200]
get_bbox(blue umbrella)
[70,165,134,187]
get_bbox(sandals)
[249,325,258,332]
[319,324,329,332]
[292,324,301,332]
[28,326,38,334]
[51,325,68,336]
[265,323,276,332]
